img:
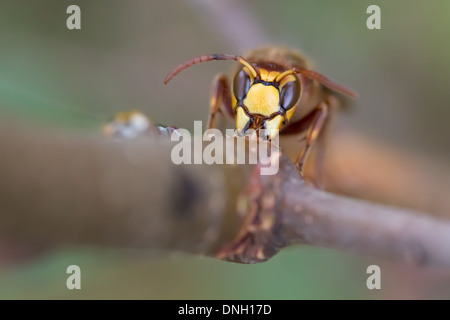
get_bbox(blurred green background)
[1,0,450,299]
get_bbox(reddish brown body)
[165,46,356,184]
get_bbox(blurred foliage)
[1,0,450,299]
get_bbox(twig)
[218,156,450,267]
[0,122,449,267]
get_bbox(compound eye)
[280,79,300,111]
[233,69,251,101]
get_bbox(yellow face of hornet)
[163,53,333,140]
[232,67,300,139]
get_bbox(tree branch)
[217,156,450,267]
[0,121,449,267]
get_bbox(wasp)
[164,47,356,182]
